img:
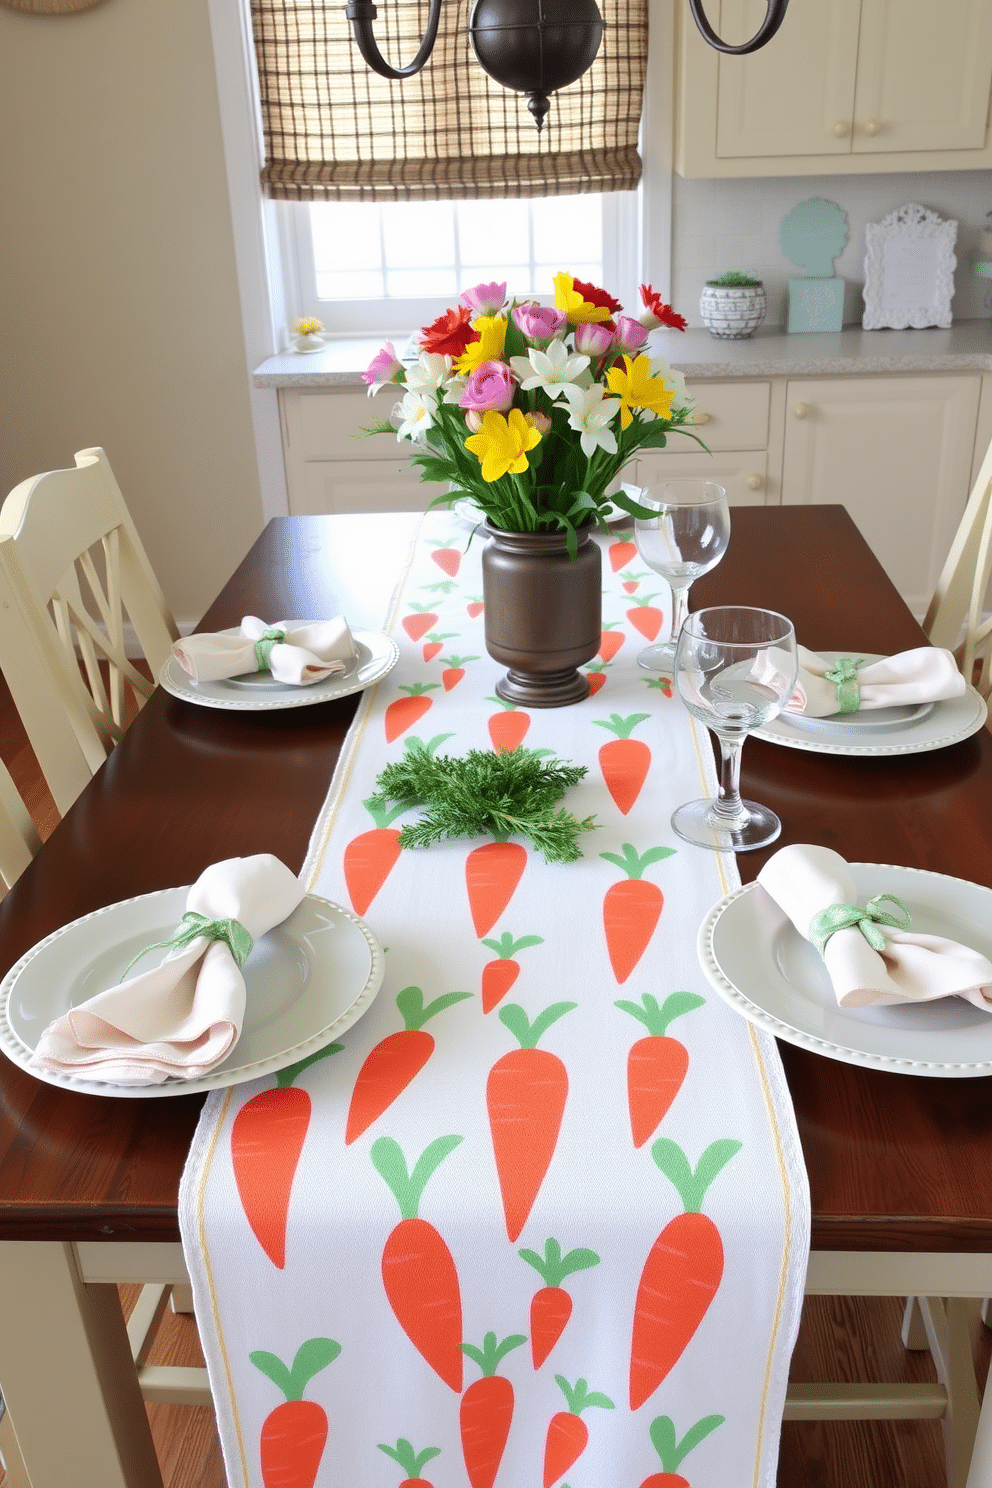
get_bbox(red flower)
[572,277,624,315]
[420,305,476,357]
[639,284,688,331]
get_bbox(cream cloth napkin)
[752,644,964,718]
[758,844,992,1010]
[29,854,306,1084]
[173,615,357,686]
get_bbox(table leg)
[0,1241,163,1488]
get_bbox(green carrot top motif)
[518,1237,600,1287]
[650,1414,725,1473]
[377,1439,441,1479]
[460,1330,527,1378]
[498,1001,577,1050]
[651,1137,742,1214]
[600,843,677,879]
[361,794,410,830]
[395,985,472,1031]
[614,991,705,1036]
[370,1135,463,1220]
[554,1375,615,1415]
[593,712,651,739]
[274,1042,344,1089]
[249,1337,340,1401]
[481,931,544,959]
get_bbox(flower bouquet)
[361,274,700,554]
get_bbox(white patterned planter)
[699,284,767,339]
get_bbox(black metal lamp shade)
[469,0,604,129]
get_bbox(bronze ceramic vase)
[481,521,602,706]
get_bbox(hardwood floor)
[0,676,988,1488]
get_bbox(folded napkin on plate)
[29,854,306,1084]
[758,843,992,1010]
[751,645,965,718]
[173,615,357,686]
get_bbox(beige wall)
[0,0,262,624]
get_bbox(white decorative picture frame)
[862,204,957,330]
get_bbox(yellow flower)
[455,315,508,375]
[605,354,676,430]
[553,272,614,326]
[294,316,323,335]
[465,409,542,482]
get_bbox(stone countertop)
[253,321,992,388]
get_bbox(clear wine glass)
[633,480,731,673]
[671,606,798,852]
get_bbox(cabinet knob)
[689,410,710,425]
[793,402,809,419]
[746,473,763,491]
[862,117,880,136]
[832,119,851,137]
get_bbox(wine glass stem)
[713,734,745,820]
[670,585,690,645]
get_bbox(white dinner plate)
[697,863,992,1076]
[158,629,399,711]
[752,653,986,755]
[0,888,384,1097]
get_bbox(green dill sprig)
[368,748,597,864]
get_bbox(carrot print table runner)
[180,512,809,1488]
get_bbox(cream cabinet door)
[853,0,992,155]
[781,375,981,616]
[715,0,861,161]
[632,451,770,507]
[292,459,429,517]
[281,388,430,515]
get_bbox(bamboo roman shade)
[250,0,648,201]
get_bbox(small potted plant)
[699,272,767,339]
[292,316,325,353]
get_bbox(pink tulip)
[465,408,484,432]
[362,341,404,390]
[512,303,568,346]
[460,359,517,413]
[612,315,651,356]
[573,320,615,358]
[525,411,552,434]
[461,281,507,316]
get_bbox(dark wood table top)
[1,507,990,1252]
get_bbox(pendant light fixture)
[344,0,790,129]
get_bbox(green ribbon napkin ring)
[809,893,911,958]
[822,655,865,713]
[254,626,287,672]
[121,911,254,981]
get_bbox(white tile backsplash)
[672,169,992,329]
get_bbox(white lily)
[394,390,438,443]
[559,383,621,458]
[406,352,452,395]
[442,374,468,405]
[509,339,590,397]
[650,356,691,412]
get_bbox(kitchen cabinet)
[675,0,992,177]
[631,380,783,507]
[281,389,427,515]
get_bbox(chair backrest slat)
[924,435,992,699]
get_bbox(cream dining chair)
[0,448,179,816]
[924,430,992,698]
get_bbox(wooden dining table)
[0,505,991,1488]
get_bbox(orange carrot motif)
[609,537,638,572]
[377,1438,441,1486]
[519,1237,600,1368]
[629,1138,741,1410]
[402,604,440,642]
[466,839,528,937]
[467,596,485,618]
[543,1375,615,1486]
[487,1001,576,1241]
[620,568,650,595]
[459,1331,526,1488]
[250,1336,340,1488]
[638,1413,724,1487]
[440,654,479,690]
[600,843,676,983]
[616,992,705,1147]
[486,697,531,752]
[598,623,625,663]
[371,1134,465,1391]
[595,713,652,815]
[480,930,543,1012]
[430,543,462,577]
[385,683,440,742]
[231,1044,343,1267]
[345,985,472,1143]
[422,632,457,662]
[627,595,665,641]
[585,664,609,696]
[343,796,407,915]
[645,676,673,700]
